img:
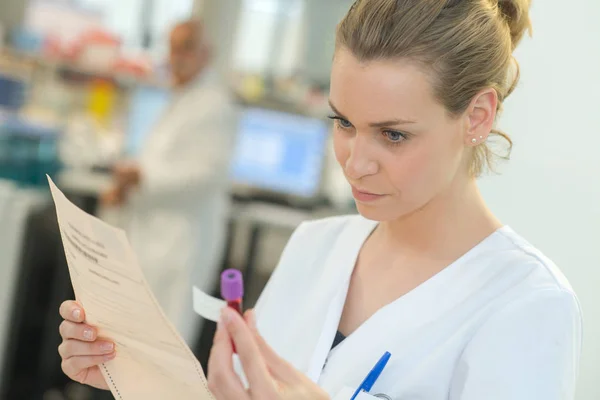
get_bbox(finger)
[244,309,298,383]
[243,310,257,329]
[207,321,249,400]
[59,339,115,359]
[61,353,116,380]
[59,321,97,342]
[212,315,232,346]
[222,308,278,396]
[59,301,85,323]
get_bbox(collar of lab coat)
[313,224,517,396]
[263,217,515,396]
[279,217,379,383]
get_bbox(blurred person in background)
[101,19,237,345]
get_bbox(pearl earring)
[471,138,477,144]
[480,135,484,140]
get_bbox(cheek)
[384,138,450,200]
[396,132,463,195]
[332,130,348,168]
[385,147,430,189]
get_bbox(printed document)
[48,177,214,399]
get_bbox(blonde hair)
[336,0,533,176]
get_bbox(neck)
[377,177,502,259]
[173,67,205,89]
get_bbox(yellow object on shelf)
[240,74,265,102]
[87,79,117,127]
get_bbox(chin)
[354,202,400,222]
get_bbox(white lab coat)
[251,215,582,399]
[126,71,237,345]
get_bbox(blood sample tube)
[221,268,244,315]
[221,269,244,353]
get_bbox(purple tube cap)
[221,269,244,301]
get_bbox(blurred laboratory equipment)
[230,107,329,206]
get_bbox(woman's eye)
[337,118,352,129]
[383,130,406,143]
[329,115,353,129]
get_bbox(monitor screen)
[0,75,26,111]
[231,108,329,198]
[125,85,171,156]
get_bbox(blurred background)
[0,0,597,399]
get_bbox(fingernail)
[100,342,114,353]
[72,309,81,320]
[103,352,116,361]
[220,308,233,325]
[83,329,94,340]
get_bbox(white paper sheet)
[193,286,227,322]
[48,177,214,400]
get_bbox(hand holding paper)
[49,177,214,399]
[58,300,115,390]
[50,176,327,400]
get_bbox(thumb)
[244,309,258,329]
[213,310,233,347]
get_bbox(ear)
[464,88,498,146]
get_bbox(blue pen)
[350,351,391,400]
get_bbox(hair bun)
[496,0,533,49]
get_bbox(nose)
[345,135,379,180]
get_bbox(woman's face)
[330,48,471,222]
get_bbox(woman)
[57,0,582,399]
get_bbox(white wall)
[303,0,352,83]
[75,0,193,55]
[196,0,242,81]
[478,1,600,399]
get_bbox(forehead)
[330,48,439,121]
[170,25,198,46]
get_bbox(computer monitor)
[0,75,26,111]
[125,85,171,156]
[231,107,330,199]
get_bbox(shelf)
[0,48,167,89]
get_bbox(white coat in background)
[250,215,582,400]
[126,71,237,345]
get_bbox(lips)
[351,186,386,202]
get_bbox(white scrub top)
[253,215,582,400]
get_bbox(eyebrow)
[328,99,417,127]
